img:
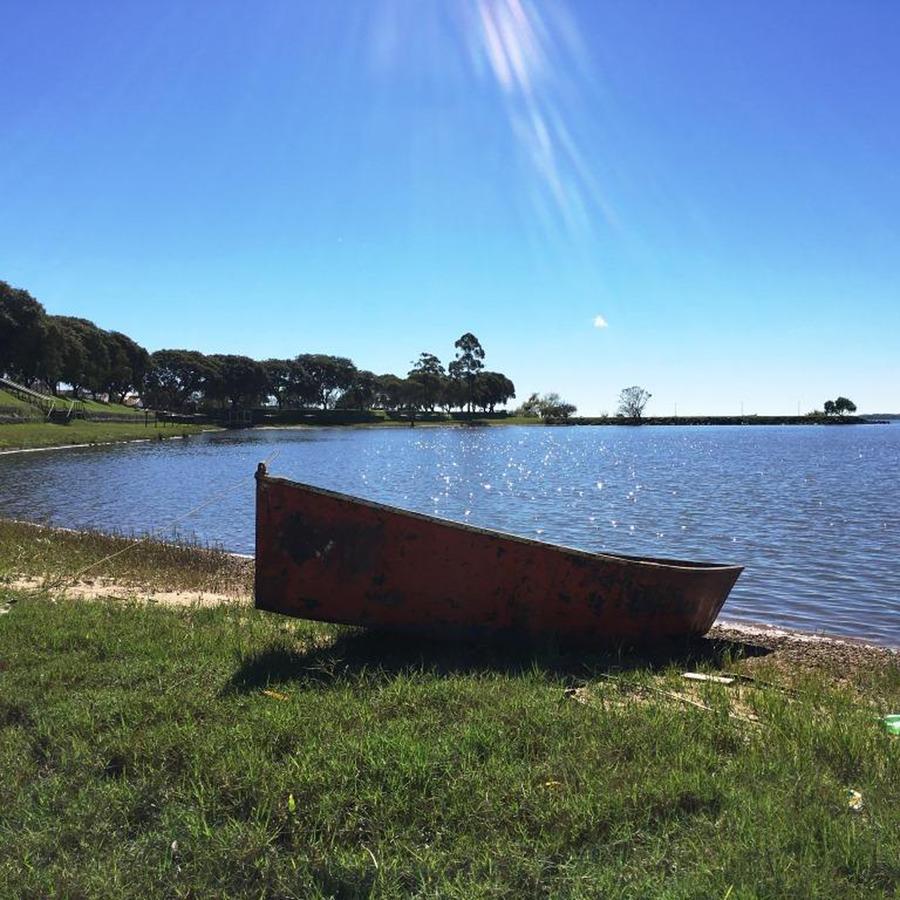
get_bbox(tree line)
[0,280,517,415]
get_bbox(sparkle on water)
[1,425,897,647]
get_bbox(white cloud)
[593,314,608,329]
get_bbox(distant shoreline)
[545,414,888,427]
[0,413,890,455]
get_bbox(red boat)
[254,464,743,643]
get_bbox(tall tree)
[473,371,516,412]
[374,373,406,411]
[35,317,78,393]
[262,359,294,408]
[295,354,357,409]
[49,317,88,395]
[398,377,424,424]
[440,375,467,412]
[617,386,652,420]
[206,355,269,409]
[103,331,150,403]
[55,317,111,398]
[408,352,446,411]
[0,281,46,383]
[337,369,377,410]
[141,350,219,411]
[448,333,485,412]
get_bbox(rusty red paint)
[254,464,743,643]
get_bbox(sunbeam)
[361,0,615,244]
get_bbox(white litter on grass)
[682,672,736,685]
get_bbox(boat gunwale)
[258,470,744,575]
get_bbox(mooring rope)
[39,449,279,593]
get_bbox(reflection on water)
[1,424,898,646]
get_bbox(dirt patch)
[8,576,251,608]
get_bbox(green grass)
[0,420,214,451]
[0,520,251,595]
[0,390,141,416]
[0,389,146,419]
[75,397,145,416]
[0,524,897,898]
[0,388,36,411]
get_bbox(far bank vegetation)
[1,280,529,419]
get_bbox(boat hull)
[255,466,743,643]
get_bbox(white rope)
[44,449,279,590]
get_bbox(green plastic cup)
[884,715,900,736]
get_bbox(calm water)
[1,425,897,647]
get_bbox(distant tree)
[206,355,269,408]
[142,350,219,411]
[537,392,577,419]
[516,392,542,418]
[617,385,652,420]
[373,373,406,411]
[408,352,446,411]
[823,397,858,417]
[296,354,357,409]
[337,369,378,410]
[406,371,432,412]
[258,359,318,408]
[283,359,320,407]
[103,331,150,403]
[396,377,424,424]
[473,371,516,412]
[833,396,857,416]
[262,359,294,408]
[34,317,76,393]
[54,317,112,398]
[410,352,443,376]
[48,317,87,395]
[0,281,46,383]
[448,332,485,412]
[372,373,429,421]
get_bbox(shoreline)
[0,434,185,456]
[710,617,898,655]
[0,414,889,455]
[4,518,896,653]
[0,427,219,456]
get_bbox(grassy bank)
[1,523,898,898]
[76,398,144,416]
[0,387,35,410]
[0,420,215,451]
[0,389,145,420]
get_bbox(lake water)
[1,425,897,647]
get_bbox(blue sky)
[2,0,898,415]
